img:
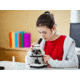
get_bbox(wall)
[0,10,70,49]
[71,10,80,23]
[0,10,71,62]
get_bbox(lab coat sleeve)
[25,50,34,65]
[48,42,79,68]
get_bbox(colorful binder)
[12,32,15,48]
[18,33,21,48]
[23,33,31,47]
[9,31,31,48]
[16,31,21,48]
[20,31,25,48]
[15,32,18,48]
[9,32,12,47]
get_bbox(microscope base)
[30,64,47,68]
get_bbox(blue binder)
[15,32,18,48]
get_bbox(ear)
[52,25,56,31]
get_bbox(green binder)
[20,31,25,48]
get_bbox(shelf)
[0,47,30,51]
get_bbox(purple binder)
[23,33,31,48]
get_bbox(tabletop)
[0,61,79,70]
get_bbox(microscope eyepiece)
[38,38,42,44]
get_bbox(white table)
[0,61,79,70]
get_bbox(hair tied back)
[44,11,50,14]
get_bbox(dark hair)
[36,11,55,29]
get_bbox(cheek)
[47,33,53,40]
[46,33,52,38]
[48,32,52,37]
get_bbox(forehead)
[37,26,50,32]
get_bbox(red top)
[44,35,66,61]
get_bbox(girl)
[25,11,78,68]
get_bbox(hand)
[30,42,38,51]
[43,55,50,64]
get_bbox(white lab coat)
[25,35,78,68]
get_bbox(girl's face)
[37,26,54,41]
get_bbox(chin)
[44,39,49,41]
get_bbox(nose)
[41,34,45,39]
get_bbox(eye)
[44,32,46,34]
[43,32,47,34]
[38,32,41,34]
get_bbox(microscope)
[30,38,47,68]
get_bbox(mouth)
[44,38,47,40]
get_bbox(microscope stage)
[30,55,43,57]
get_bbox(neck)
[49,33,61,41]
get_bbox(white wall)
[71,10,80,23]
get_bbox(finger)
[42,57,44,60]
[44,61,48,64]
[31,42,36,45]
[44,55,48,57]
[31,44,34,47]
[32,42,38,45]
[31,42,38,47]
[46,61,48,63]
[31,42,37,48]
[44,60,46,64]
[34,42,38,46]
[44,58,47,62]
[30,48,33,51]
[44,56,48,60]
[30,46,34,51]
[30,45,33,49]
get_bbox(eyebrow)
[38,31,47,33]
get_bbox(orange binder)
[9,32,12,47]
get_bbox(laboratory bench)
[0,47,80,70]
[0,61,78,70]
